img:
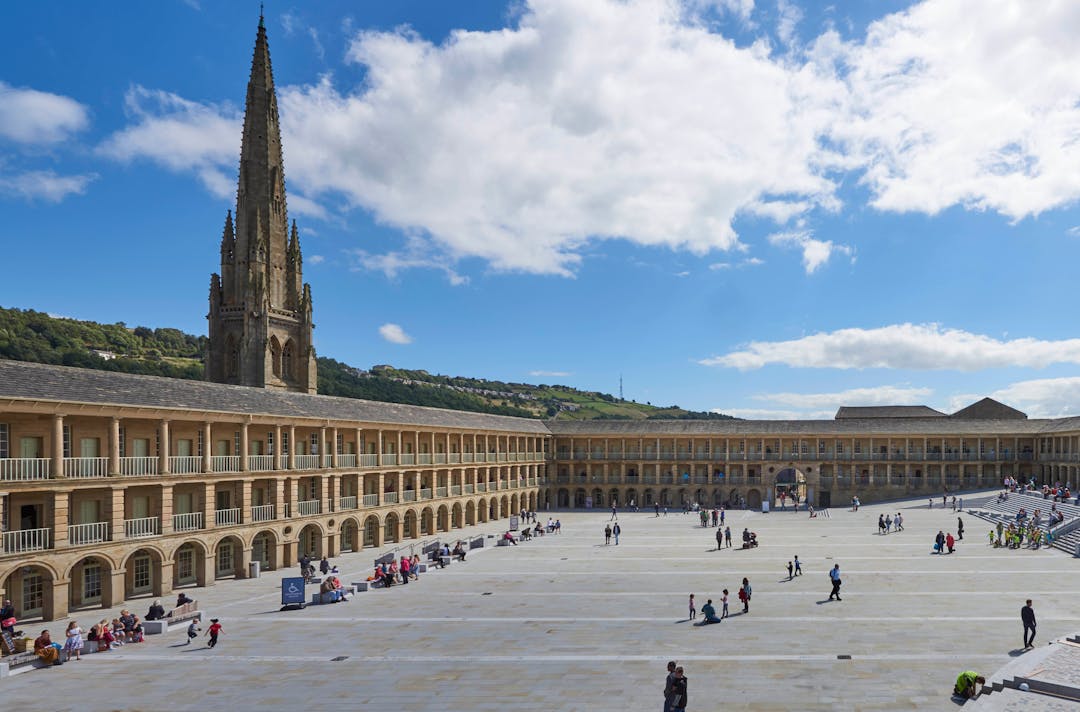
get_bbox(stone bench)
[351,580,370,592]
[144,603,202,635]
[0,651,37,677]
[309,590,352,605]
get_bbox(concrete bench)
[0,651,37,677]
[309,590,351,605]
[351,580,370,592]
[145,606,202,635]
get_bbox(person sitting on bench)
[503,531,518,545]
[520,527,532,540]
[175,592,194,609]
[452,541,467,561]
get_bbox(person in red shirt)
[206,618,222,648]
[946,532,956,554]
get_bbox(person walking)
[724,526,732,548]
[655,502,661,517]
[715,527,723,552]
[740,577,752,613]
[663,661,677,712]
[604,524,612,545]
[885,514,892,532]
[787,561,794,581]
[1022,599,1037,649]
[957,516,964,541]
[895,513,903,531]
[720,507,725,527]
[206,618,222,648]
[828,564,842,601]
[794,555,802,576]
[611,503,618,521]
[878,514,886,534]
[688,593,696,620]
[666,666,688,712]
[613,522,621,545]
[946,532,956,554]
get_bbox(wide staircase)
[968,490,1080,555]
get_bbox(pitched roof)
[951,398,1027,420]
[835,405,946,419]
[0,360,549,433]
[543,417,1048,437]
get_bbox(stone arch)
[477,498,489,523]
[659,489,671,506]
[172,540,209,588]
[695,488,706,505]
[557,488,570,507]
[384,511,400,544]
[643,488,654,506]
[510,493,520,514]
[713,489,725,507]
[528,491,537,510]
[625,488,638,507]
[1,561,58,621]
[591,488,603,508]
[403,508,418,539]
[465,500,476,525]
[213,534,245,580]
[252,529,279,569]
[419,507,434,535]
[122,546,166,600]
[774,467,807,504]
[452,502,463,528]
[363,514,381,548]
[574,488,586,508]
[437,504,450,532]
[489,498,499,521]
[746,488,763,510]
[338,518,359,554]
[298,522,325,559]
[500,495,509,518]
[281,338,295,382]
[609,489,620,507]
[269,335,282,378]
[729,488,740,506]
[66,554,115,612]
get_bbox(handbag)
[1,617,15,628]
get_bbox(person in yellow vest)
[954,671,985,699]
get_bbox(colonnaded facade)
[5,15,1080,624]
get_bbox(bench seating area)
[144,601,201,635]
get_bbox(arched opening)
[298,523,324,559]
[489,498,499,521]
[124,547,164,600]
[214,535,245,580]
[269,336,282,378]
[465,500,476,525]
[3,564,57,621]
[403,509,418,539]
[225,334,239,380]
[660,489,671,506]
[713,490,725,507]
[643,488,654,506]
[452,502,464,528]
[68,555,112,612]
[499,496,510,519]
[384,512,400,544]
[173,541,207,588]
[625,488,638,508]
[774,467,807,506]
[478,498,489,523]
[281,339,295,383]
[420,507,434,535]
[609,489,619,508]
[574,489,586,508]
[436,505,449,532]
[591,488,603,508]
[363,515,380,548]
[557,489,569,508]
[746,488,763,510]
[338,520,358,554]
[252,530,278,570]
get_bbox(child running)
[688,594,696,620]
[206,618,222,648]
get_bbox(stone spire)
[206,14,316,394]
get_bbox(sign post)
[280,576,306,611]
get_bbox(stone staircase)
[966,490,1080,555]
[967,637,1080,708]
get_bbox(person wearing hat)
[206,618,223,648]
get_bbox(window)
[217,541,234,575]
[132,555,152,593]
[282,432,289,455]
[83,563,102,601]
[196,429,203,457]
[336,433,344,455]
[234,432,241,458]
[0,423,8,459]
[267,431,274,456]
[155,429,160,456]
[177,547,195,584]
[310,433,319,455]
[119,426,126,458]
[63,425,71,458]
[818,441,825,455]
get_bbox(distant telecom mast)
[619,373,624,400]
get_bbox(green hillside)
[0,306,734,421]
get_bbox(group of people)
[876,512,905,533]
[697,507,728,528]
[690,577,752,626]
[991,521,1050,549]
[370,554,423,587]
[33,608,154,666]
[603,522,622,544]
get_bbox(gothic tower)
[207,13,316,394]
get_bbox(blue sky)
[6,0,1080,418]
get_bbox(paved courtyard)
[5,490,1080,711]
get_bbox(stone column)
[160,483,174,535]
[288,425,297,469]
[159,419,171,475]
[204,482,215,529]
[274,477,286,520]
[103,568,126,607]
[52,414,65,479]
[377,472,385,505]
[52,490,70,548]
[319,427,328,467]
[157,560,174,596]
[109,485,125,542]
[202,422,213,474]
[109,417,121,477]
[241,479,252,525]
[239,422,249,472]
[321,474,332,513]
[330,474,340,512]
[274,425,283,468]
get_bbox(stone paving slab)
[3,491,1079,711]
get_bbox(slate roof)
[0,360,549,433]
[543,417,1050,437]
[951,397,1027,420]
[835,405,947,419]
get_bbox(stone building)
[2,15,1080,625]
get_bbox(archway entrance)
[745,488,762,510]
[774,467,807,507]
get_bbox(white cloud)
[98,86,240,198]
[307,254,325,265]
[0,81,89,144]
[767,229,851,274]
[701,323,1080,371]
[754,385,933,410]
[983,377,1080,419]
[348,235,469,285]
[529,370,572,378]
[744,257,764,266]
[675,270,690,277]
[378,323,413,344]
[0,170,95,202]
[708,256,762,270]
[832,0,1080,220]
[776,0,802,47]
[719,407,833,420]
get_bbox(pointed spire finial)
[259,3,265,29]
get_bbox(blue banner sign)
[281,577,306,605]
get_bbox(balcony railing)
[215,508,242,526]
[120,457,158,476]
[449,454,461,464]
[124,516,160,538]
[400,454,415,465]
[2,527,49,553]
[381,454,398,466]
[462,454,474,463]
[362,493,379,507]
[295,454,319,470]
[211,455,241,472]
[419,487,432,500]
[435,454,447,464]
[463,484,474,494]
[250,504,275,522]
[383,492,399,504]
[323,455,334,468]
[173,512,203,532]
[476,483,487,492]
[248,455,276,471]
[418,453,432,465]
[338,454,357,468]
[450,485,461,495]
[436,486,448,497]
[169,455,202,474]
[402,490,417,502]
[338,496,357,511]
[0,457,50,481]
[65,457,108,478]
[296,500,321,516]
[68,521,109,545]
